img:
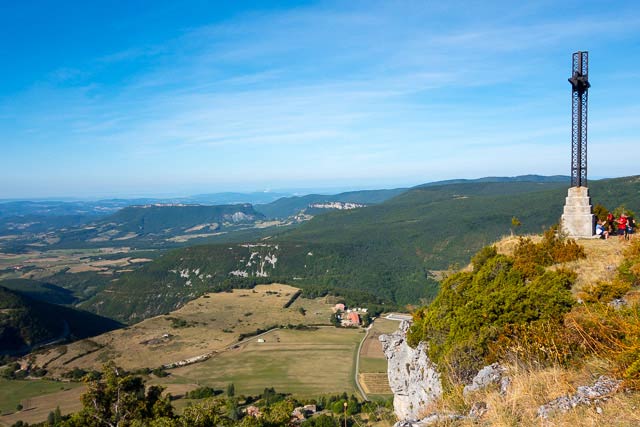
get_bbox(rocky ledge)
[379,320,442,420]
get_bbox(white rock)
[463,363,507,396]
[380,321,443,420]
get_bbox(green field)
[359,357,388,373]
[161,327,363,397]
[0,379,79,415]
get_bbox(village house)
[347,311,360,325]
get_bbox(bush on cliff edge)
[407,230,583,383]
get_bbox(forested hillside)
[0,286,122,354]
[79,179,558,322]
[72,176,640,323]
[254,188,407,218]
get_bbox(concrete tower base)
[561,186,595,238]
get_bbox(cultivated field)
[0,247,152,280]
[33,284,336,375]
[159,327,363,397]
[358,318,396,396]
[4,284,347,425]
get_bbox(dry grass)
[432,363,640,427]
[36,284,336,375]
[555,238,627,294]
[494,235,627,295]
[360,373,392,395]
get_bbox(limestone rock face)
[379,321,442,420]
[463,363,509,396]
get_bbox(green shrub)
[185,386,222,399]
[579,280,631,303]
[470,245,497,271]
[512,227,585,278]
[408,247,575,382]
[593,203,609,221]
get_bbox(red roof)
[347,312,360,324]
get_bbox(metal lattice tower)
[568,51,590,187]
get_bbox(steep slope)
[0,279,76,305]
[0,286,122,354]
[397,230,640,425]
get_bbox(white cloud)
[1,1,639,196]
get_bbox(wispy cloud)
[1,0,639,196]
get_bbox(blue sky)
[1,1,639,198]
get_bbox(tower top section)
[569,51,590,188]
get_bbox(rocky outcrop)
[393,413,464,427]
[463,363,510,396]
[537,376,622,419]
[379,321,442,421]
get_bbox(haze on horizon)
[1,1,639,199]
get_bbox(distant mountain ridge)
[51,204,266,247]
[416,174,569,187]
[82,175,640,323]
[254,188,408,218]
[78,177,572,322]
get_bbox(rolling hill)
[80,177,583,322]
[254,188,408,218]
[0,279,77,305]
[31,176,640,324]
[45,204,267,248]
[0,286,122,354]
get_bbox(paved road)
[354,324,372,401]
[385,313,412,321]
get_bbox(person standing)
[618,213,628,241]
[607,212,615,234]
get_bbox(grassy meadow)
[161,327,364,397]
[0,380,82,426]
[34,284,336,375]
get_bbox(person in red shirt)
[606,212,615,234]
[618,214,628,241]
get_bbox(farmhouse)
[346,311,360,325]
